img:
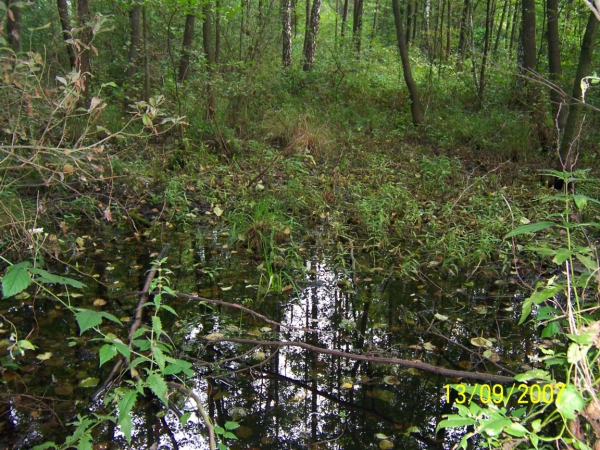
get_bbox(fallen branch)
[176,293,317,333]
[211,337,518,384]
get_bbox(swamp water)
[0,226,533,449]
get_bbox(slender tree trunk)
[341,0,349,38]
[303,0,322,70]
[6,0,21,53]
[371,0,381,40]
[558,12,598,171]
[509,0,519,56]
[406,0,412,46]
[445,0,451,57]
[478,0,493,99]
[547,0,565,131]
[204,1,217,119]
[126,2,142,81]
[391,0,422,126]
[493,0,508,55]
[143,5,150,101]
[178,12,196,82]
[76,0,92,100]
[458,0,470,58]
[282,0,293,66]
[412,0,418,42]
[216,0,221,63]
[352,0,364,52]
[57,0,77,68]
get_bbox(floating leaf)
[375,433,389,440]
[383,376,400,385]
[341,382,354,389]
[471,337,493,347]
[37,352,53,361]
[79,377,99,387]
[434,313,448,321]
[204,333,225,341]
[213,205,224,217]
[379,439,394,449]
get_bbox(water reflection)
[0,229,530,449]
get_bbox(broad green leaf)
[151,346,166,370]
[478,410,512,437]
[552,248,572,265]
[223,432,238,439]
[505,221,556,238]
[17,339,36,351]
[514,369,551,383]
[436,415,476,430]
[113,340,131,360]
[119,414,133,444]
[132,339,151,351]
[146,373,168,406]
[504,422,528,437]
[161,304,178,316]
[575,253,598,271]
[32,443,58,450]
[225,421,240,430]
[2,262,32,298]
[98,312,123,326]
[180,412,191,425]
[29,268,85,289]
[555,385,584,419]
[75,309,103,334]
[519,285,562,325]
[99,344,117,366]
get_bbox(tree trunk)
[406,0,412,46]
[56,0,77,68]
[143,6,149,101]
[76,0,92,100]
[216,0,221,63]
[302,0,322,71]
[445,0,451,58]
[178,12,196,82]
[341,0,349,38]
[204,1,217,119]
[6,0,22,53]
[282,0,293,66]
[126,1,142,81]
[493,0,508,55]
[478,0,493,100]
[371,0,381,41]
[458,0,470,58]
[558,12,598,171]
[391,0,423,126]
[509,0,520,56]
[546,0,565,131]
[352,0,364,52]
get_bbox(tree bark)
[558,12,598,171]
[56,0,77,68]
[341,0,349,38]
[478,0,493,100]
[391,0,422,126]
[352,0,364,52]
[6,0,22,53]
[546,0,565,131]
[458,0,470,58]
[405,0,412,46]
[521,0,536,71]
[126,1,142,81]
[282,0,293,66]
[302,0,322,71]
[76,0,92,100]
[203,1,217,119]
[178,12,196,82]
[493,0,508,55]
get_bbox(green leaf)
[519,285,562,325]
[503,422,528,437]
[225,421,240,430]
[218,444,227,450]
[161,304,178,316]
[113,340,131,360]
[478,410,512,437]
[99,344,117,366]
[75,309,103,334]
[575,253,598,271]
[33,443,58,450]
[132,339,151,351]
[223,432,238,439]
[436,415,476,430]
[98,312,122,326]
[505,221,556,238]
[556,385,584,419]
[151,346,166,370]
[17,339,36,351]
[552,248,573,265]
[152,316,163,339]
[146,373,168,406]
[29,268,85,289]
[214,426,225,435]
[117,390,136,443]
[2,262,32,298]
[180,412,191,425]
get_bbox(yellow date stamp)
[444,383,566,405]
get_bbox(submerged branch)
[212,337,518,384]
